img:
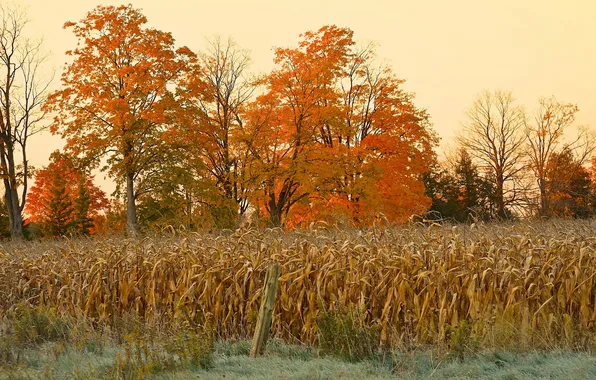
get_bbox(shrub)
[318,309,380,362]
[445,320,480,362]
[9,304,70,345]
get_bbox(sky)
[19,0,596,193]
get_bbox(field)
[2,219,596,378]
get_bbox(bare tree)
[525,97,596,216]
[189,37,255,223]
[0,5,50,239]
[458,90,526,219]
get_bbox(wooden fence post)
[249,262,281,358]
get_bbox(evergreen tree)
[546,149,595,218]
[424,149,496,222]
[43,174,74,236]
[423,164,459,221]
[73,175,93,235]
[27,151,108,237]
[453,148,494,221]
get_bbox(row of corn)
[1,221,596,348]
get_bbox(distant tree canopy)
[41,4,437,234]
[3,4,591,238]
[425,93,596,223]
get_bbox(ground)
[1,340,596,379]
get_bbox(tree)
[0,4,51,239]
[25,151,107,237]
[244,26,353,227]
[44,5,194,235]
[424,148,494,222]
[458,90,526,219]
[92,198,127,234]
[525,97,595,217]
[42,173,74,236]
[73,174,92,234]
[243,26,436,227]
[133,161,201,231]
[423,162,459,221]
[545,149,594,218]
[324,47,436,225]
[452,148,494,221]
[181,37,255,225]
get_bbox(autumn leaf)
[26,151,108,236]
[44,4,195,234]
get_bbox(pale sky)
[20,0,596,193]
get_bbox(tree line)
[0,4,594,239]
[425,91,596,223]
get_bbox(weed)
[446,320,480,362]
[318,309,380,362]
[9,304,70,346]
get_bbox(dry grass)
[1,219,596,350]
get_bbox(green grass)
[2,340,596,379]
[415,351,596,379]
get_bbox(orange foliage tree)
[326,46,436,225]
[545,149,594,218]
[242,26,436,227]
[26,151,108,236]
[242,26,351,227]
[44,4,195,235]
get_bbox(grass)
[1,339,596,379]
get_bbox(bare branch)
[458,90,527,218]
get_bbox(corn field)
[1,220,596,349]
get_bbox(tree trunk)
[9,188,23,239]
[495,176,506,219]
[126,172,138,236]
[538,177,548,217]
[268,208,282,228]
[2,148,23,239]
[268,194,282,228]
[4,186,22,239]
